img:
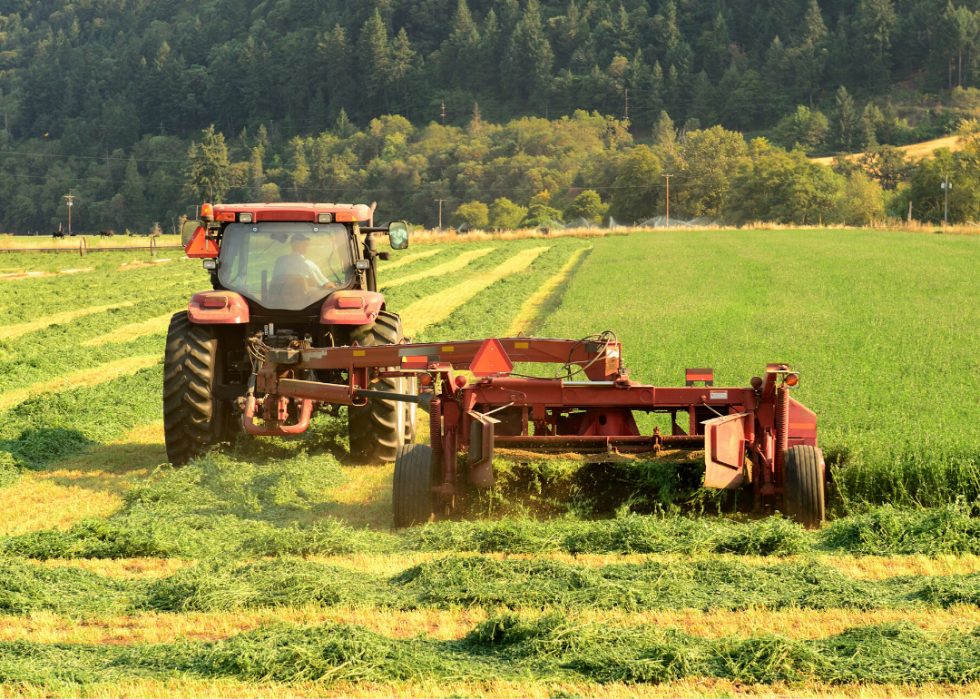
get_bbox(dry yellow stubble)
[399,246,550,335]
[0,606,975,647]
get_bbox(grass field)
[0,228,979,696]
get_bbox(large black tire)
[393,443,435,527]
[784,445,826,529]
[347,311,415,463]
[163,312,224,466]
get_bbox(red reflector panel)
[216,211,236,222]
[401,355,429,368]
[202,295,228,309]
[471,339,514,377]
[685,367,713,386]
[337,296,365,309]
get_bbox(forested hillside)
[1,0,980,232]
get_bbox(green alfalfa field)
[1,227,980,697]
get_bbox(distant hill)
[810,135,965,165]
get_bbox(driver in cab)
[272,232,329,289]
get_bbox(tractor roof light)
[200,203,214,221]
[317,213,333,223]
[239,212,253,223]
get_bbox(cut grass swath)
[0,617,978,687]
[0,422,166,536]
[0,355,159,413]
[377,249,441,273]
[507,246,592,336]
[399,247,550,336]
[0,302,135,341]
[2,554,980,617]
[81,312,177,347]
[381,248,493,288]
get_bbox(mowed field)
[1,229,980,697]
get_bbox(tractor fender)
[187,291,250,324]
[320,290,385,325]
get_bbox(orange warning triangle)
[185,226,218,258]
[470,338,514,377]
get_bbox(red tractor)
[164,202,416,466]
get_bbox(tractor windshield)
[218,222,355,310]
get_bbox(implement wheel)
[393,443,435,528]
[163,312,230,466]
[347,311,416,463]
[783,445,826,529]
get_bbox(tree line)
[2,0,980,232]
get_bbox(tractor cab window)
[218,222,354,310]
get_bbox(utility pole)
[661,174,673,228]
[434,199,445,230]
[63,189,74,236]
[624,89,628,121]
[908,200,912,223]
[941,174,951,226]
[441,102,445,126]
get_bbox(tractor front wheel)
[347,311,416,463]
[783,445,826,529]
[163,312,229,466]
[393,443,435,527]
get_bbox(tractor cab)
[218,220,356,311]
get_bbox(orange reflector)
[470,339,513,377]
[455,375,468,388]
[420,374,433,386]
[202,295,228,309]
[785,374,799,386]
[185,226,218,258]
[216,211,236,222]
[334,212,355,222]
[337,296,365,309]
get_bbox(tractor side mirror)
[181,220,202,246]
[388,221,409,250]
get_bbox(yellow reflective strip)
[442,346,454,352]
[353,350,366,356]
[514,342,529,349]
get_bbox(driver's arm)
[306,259,329,287]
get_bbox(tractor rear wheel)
[163,312,229,466]
[393,443,435,527]
[347,311,415,463]
[783,445,826,528]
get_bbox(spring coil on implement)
[429,398,443,477]
[774,384,789,491]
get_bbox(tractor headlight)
[202,259,217,270]
[318,213,333,223]
[239,213,253,223]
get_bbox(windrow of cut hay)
[1,554,979,617]
[0,616,978,687]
